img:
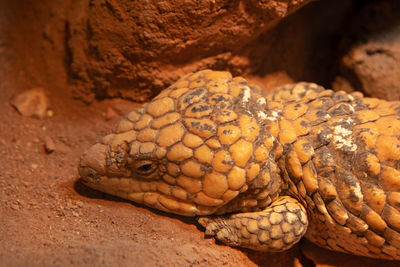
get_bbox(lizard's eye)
[132,160,157,175]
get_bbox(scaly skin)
[79,70,400,260]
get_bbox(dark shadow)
[238,0,359,87]
[297,240,316,267]
[300,239,400,266]
[74,177,197,226]
[244,244,303,267]
[335,0,400,96]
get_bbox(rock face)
[336,0,400,100]
[2,0,358,104]
[66,0,311,103]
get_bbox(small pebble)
[75,201,84,208]
[44,136,56,153]
[47,109,54,117]
[10,88,49,119]
[10,203,20,210]
[105,106,118,120]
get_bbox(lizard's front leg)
[198,196,308,252]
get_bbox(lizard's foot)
[198,196,308,252]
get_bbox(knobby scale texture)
[79,70,400,260]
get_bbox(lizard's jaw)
[78,142,218,216]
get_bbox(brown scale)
[79,70,400,260]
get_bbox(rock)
[248,71,295,93]
[10,88,49,119]
[105,106,117,120]
[44,136,56,153]
[332,76,355,94]
[74,201,84,208]
[47,109,54,117]
[30,163,38,169]
[10,203,20,210]
[65,0,313,103]
[71,211,79,217]
[337,0,400,100]
[43,136,70,154]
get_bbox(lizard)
[79,69,400,260]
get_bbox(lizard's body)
[79,70,400,260]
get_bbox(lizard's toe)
[198,217,225,236]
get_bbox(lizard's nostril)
[79,143,107,177]
[78,164,101,183]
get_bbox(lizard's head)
[79,70,278,216]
